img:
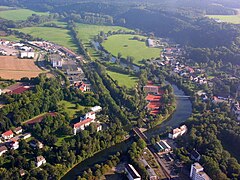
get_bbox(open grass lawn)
[58,100,87,118]
[15,27,77,51]
[106,70,138,89]
[207,15,240,24]
[75,23,133,43]
[0,9,48,21]
[55,135,74,147]
[75,23,133,60]
[0,35,21,41]
[102,34,162,65]
[41,21,68,28]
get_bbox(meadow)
[0,8,48,21]
[0,35,21,42]
[15,27,77,51]
[75,23,133,60]
[207,15,240,24]
[102,34,161,65]
[106,70,138,89]
[75,23,132,43]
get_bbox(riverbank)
[61,83,192,180]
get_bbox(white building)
[50,54,63,68]
[19,51,35,59]
[10,140,19,150]
[168,125,187,139]
[90,106,102,113]
[85,112,96,120]
[73,118,95,135]
[190,163,211,180]
[125,164,141,180]
[2,130,14,140]
[36,156,46,168]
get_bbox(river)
[62,83,192,180]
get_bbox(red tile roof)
[147,102,161,110]
[150,110,160,115]
[2,130,13,137]
[146,94,161,102]
[11,86,30,94]
[74,118,94,128]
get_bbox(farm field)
[0,35,21,41]
[75,23,133,60]
[0,8,48,21]
[58,100,87,118]
[0,56,44,80]
[106,70,138,89]
[207,15,240,24]
[102,34,161,65]
[75,23,133,43]
[14,27,77,51]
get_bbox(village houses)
[168,125,187,139]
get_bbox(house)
[96,123,102,132]
[74,81,91,92]
[19,51,35,59]
[50,54,63,68]
[156,140,172,153]
[85,111,96,120]
[73,118,94,135]
[144,85,160,94]
[14,126,23,134]
[2,130,14,140]
[190,163,211,180]
[125,164,141,180]
[30,140,44,149]
[21,133,31,140]
[19,169,25,177]
[168,125,187,139]
[36,156,46,168]
[90,106,102,113]
[9,140,19,150]
[0,146,8,156]
[191,149,201,162]
[147,38,154,47]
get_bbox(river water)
[62,83,192,180]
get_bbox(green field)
[106,70,138,89]
[15,26,77,51]
[207,15,240,24]
[75,23,132,43]
[0,35,21,41]
[75,23,133,60]
[41,21,68,28]
[58,100,87,118]
[102,34,161,65]
[0,8,48,21]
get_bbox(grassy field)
[15,27,77,51]
[41,21,68,28]
[0,35,21,41]
[106,70,138,89]
[0,8,48,21]
[58,100,87,118]
[75,23,133,60]
[102,34,161,65]
[207,15,240,24]
[75,23,132,43]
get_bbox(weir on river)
[62,83,192,180]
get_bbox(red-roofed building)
[150,110,160,115]
[74,82,91,92]
[145,94,162,102]
[2,130,14,140]
[144,85,160,94]
[147,102,161,110]
[73,118,94,135]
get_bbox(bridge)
[175,95,190,99]
[133,127,149,143]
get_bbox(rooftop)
[2,130,13,136]
[74,118,94,128]
[125,164,141,179]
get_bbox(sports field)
[0,8,48,21]
[0,56,44,80]
[207,15,240,24]
[102,34,161,65]
[107,70,138,89]
[15,27,77,51]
